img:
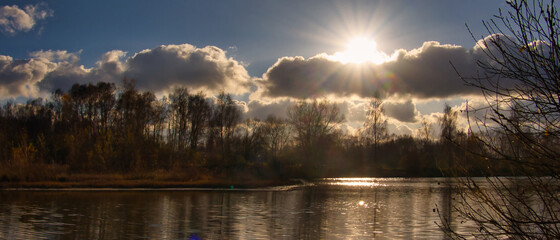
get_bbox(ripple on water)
[0,178,480,239]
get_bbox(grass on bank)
[0,163,295,189]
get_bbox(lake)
[0,178,476,239]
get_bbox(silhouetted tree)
[287,99,345,175]
[362,97,388,171]
[438,103,459,171]
[208,92,241,166]
[169,87,190,150]
[236,118,265,165]
[94,82,116,134]
[419,116,434,144]
[149,97,167,143]
[114,79,156,170]
[261,115,291,162]
[187,92,211,150]
[440,104,458,143]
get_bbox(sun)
[330,37,389,64]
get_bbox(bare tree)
[438,103,462,173]
[209,92,241,158]
[362,97,388,167]
[440,104,458,143]
[94,82,116,134]
[149,97,167,143]
[116,79,155,138]
[236,118,265,163]
[261,115,291,161]
[442,0,560,239]
[288,99,345,149]
[419,116,434,143]
[287,99,345,173]
[187,92,210,151]
[169,87,190,150]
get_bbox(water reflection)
[322,178,384,187]
[0,178,473,239]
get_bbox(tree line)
[0,79,514,182]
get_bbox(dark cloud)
[382,99,419,123]
[0,3,53,35]
[124,44,250,94]
[384,41,480,98]
[261,41,484,99]
[38,62,90,92]
[261,56,383,98]
[244,99,291,120]
[37,50,122,92]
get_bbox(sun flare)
[331,37,389,64]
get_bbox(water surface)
[0,178,473,239]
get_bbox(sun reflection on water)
[324,178,385,187]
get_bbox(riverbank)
[0,173,301,189]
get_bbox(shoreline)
[0,177,303,190]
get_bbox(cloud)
[260,41,484,99]
[384,41,480,98]
[124,44,250,94]
[260,55,382,98]
[244,99,292,120]
[35,50,109,92]
[341,100,368,123]
[0,50,123,97]
[38,64,91,93]
[413,114,438,140]
[0,3,53,35]
[0,54,57,97]
[454,97,494,132]
[241,96,371,136]
[30,50,80,62]
[0,44,251,99]
[382,99,420,123]
[339,123,359,135]
[387,121,414,136]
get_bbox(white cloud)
[30,50,80,63]
[0,3,53,35]
[0,54,57,97]
[412,112,440,140]
[342,100,368,123]
[455,97,492,133]
[0,44,251,99]
[339,123,358,135]
[387,120,414,136]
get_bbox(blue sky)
[1,0,502,75]
[0,0,510,136]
